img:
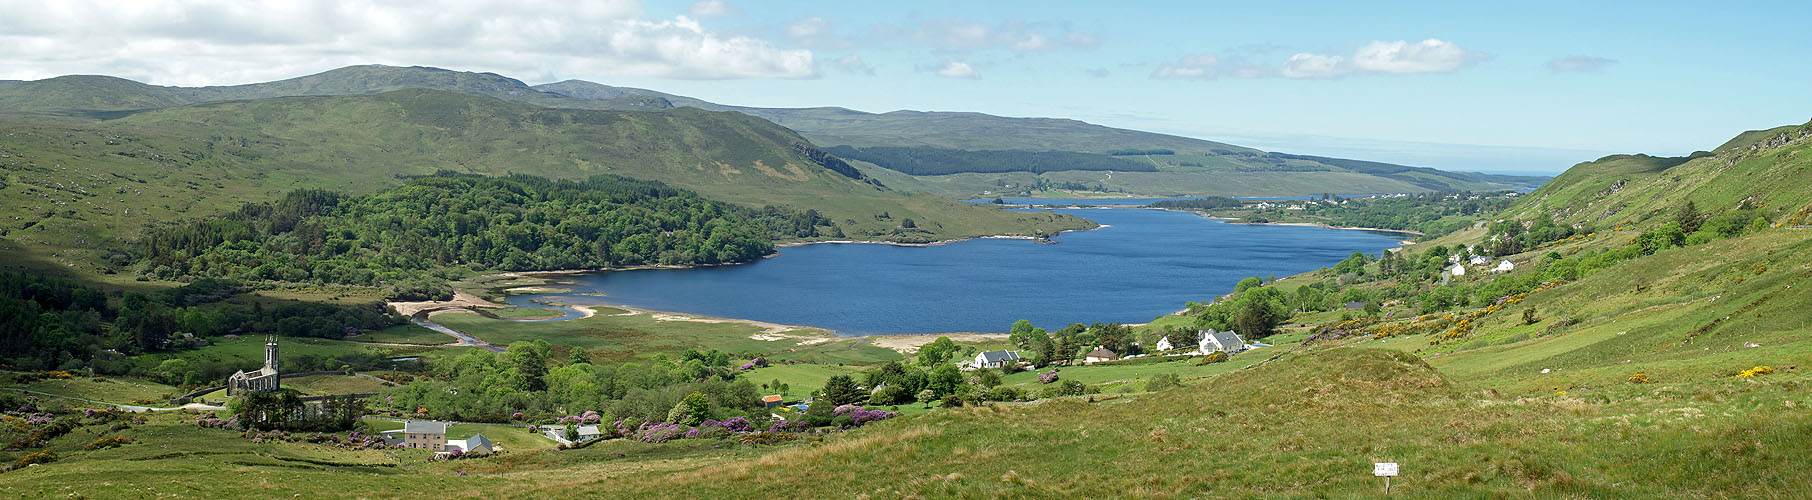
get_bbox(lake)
[502,207,1406,335]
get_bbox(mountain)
[2,65,1543,198]
[0,89,1090,273]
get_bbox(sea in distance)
[502,206,1405,335]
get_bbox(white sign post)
[1374,462,1399,494]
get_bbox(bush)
[1145,373,1184,391]
[13,450,56,469]
[1736,366,1774,378]
[1196,351,1229,365]
[1626,373,1651,384]
[84,436,135,450]
[1038,370,1060,384]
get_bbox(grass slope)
[0,89,1091,273]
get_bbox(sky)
[2,1,1809,174]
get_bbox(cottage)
[543,424,603,445]
[1199,330,1246,353]
[1449,263,1466,276]
[1494,260,1516,273]
[1469,255,1491,266]
[1083,348,1118,365]
[226,336,281,396]
[1344,301,1367,310]
[1154,336,1174,351]
[402,420,450,451]
[445,433,494,456]
[762,395,785,409]
[974,350,1021,370]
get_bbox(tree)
[235,388,305,430]
[505,342,549,392]
[1675,200,1703,234]
[1234,276,1264,294]
[667,392,713,425]
[916,389,938,408]
[917,337,960,366]
[819,375,864,406]
[927,364,964,397]
[564,425,580,442]
[567,347,591,365]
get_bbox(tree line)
[134,174,837,300]
[825,145,1155,176]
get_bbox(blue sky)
[3,0,1809,173]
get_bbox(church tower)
[264,335,280,373]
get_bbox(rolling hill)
[0,89,1090,274]
[3,65,1544,199]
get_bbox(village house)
[1083,347,1118,365]
[1345,301,1367,310]
[1155,336,1176,351]
[1470,255,1491,266]
[1494,260,1516,273]
[226,336,281,396]
[762,395,785,409]
[1450,263,1466,276]
[402,420,449,451]
[974,350,1021,370]
[444,433,493,456]
[543,425,603,446]
[1199,330,1246,353]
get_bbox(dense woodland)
[825,145,1154,175]
[135,174,837,300]
[1239,192,1518,235]
[0,272,401,375]
[1147,197,1245,210]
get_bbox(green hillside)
[4,65,1538,198]
[0,89,1090,274]
[1505,120,1812,229]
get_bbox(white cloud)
[1547,55,1617,73]
[688,0,737,18]
[1279,39,1485,79]
[933,61,979,79]
[1152,53,1220,79]
[0,0,815,84]
[788,17,829,39]
[832,54,875,75]
[875,19,1098,54]
[1278,53,1345,79]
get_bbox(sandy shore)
[389,291,506,317]
[866,332,1010,354]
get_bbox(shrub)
[1626,373,1651,384]
[1736,366,1774,378]
[1145,373,1184,391]
[84,436,135,450]
[739,432,798,446]
[1196,351,1229,365]
[1038,370,1060,384]
[14,450,56,468]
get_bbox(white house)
[543,425,603,446]
[1469,255,1491,266]
[1449,263,1466,276]
[975,350,1021,370]
[1199,330,1246,353]
[1083,348,1118,365]
[1494,260,1516,273]
[1154,336,1174,351]
[444,433,494,456]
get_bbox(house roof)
[464,433,492,449]
[977,350,1021,363]
[762,395,784,403]
[1345,301,1367,309]
[576,425,601,436]
[403,420,449,434]
[1202,329,1245,348]
[1085,348,1117,359]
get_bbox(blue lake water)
[504,207,1406,335]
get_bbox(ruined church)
[226,336,281,396]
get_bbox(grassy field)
[428,308,902,365]
[355,324,456,345]
[0,375,182,405]
[281,374,394,396]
